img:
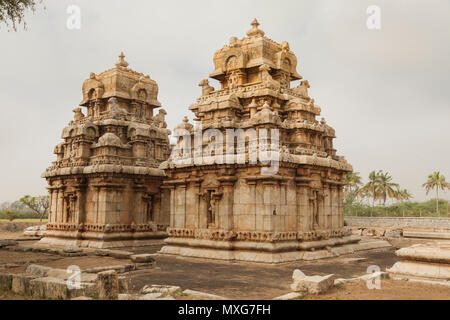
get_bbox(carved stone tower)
[159,20,358,262]
[40,53,171,248]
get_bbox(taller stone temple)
[40,53,171,248]
[159,20,357,262]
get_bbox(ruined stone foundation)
[388,242,450,284]
[158,20,361,263]
[40,53,171,248]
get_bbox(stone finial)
[115,52,129,68]
[281,41,290,52]
[246,18,265,38]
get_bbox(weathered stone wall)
[345,216,450,230]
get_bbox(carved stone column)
[218,176,236,231]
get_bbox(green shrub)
[5,211,18,221]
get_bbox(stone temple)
[40,53,171,248]
[159,20,358,262]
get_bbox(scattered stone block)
[0,273,13,290]
[109,250,133,259]
[85,264,135,274]
[140,293,163,300]
[130,254,155,263]
[333,278,360,285]
[4,263,20,268]
[12,274,37,295]
[118,276,130,293]
[29,277,96,299]
[358,271,389,281]
[385,229,403,238]
[0,240,18,247]
[63,246,83,253]
[292,269,306,280]
[362,229,376,236]
[97,270,119,300]
[290,270,335,294]
[94,249,111,256]
[141,284,180,295]
[26,264,52,277]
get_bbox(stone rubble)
[290,269,335,294]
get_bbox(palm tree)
[397,188,413,202]
[345,172,362,190]
[377,171,399,206]
[362,170,381,216]
[344,172,363,215]
[422,171,450,216]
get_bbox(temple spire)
[115,52,129,68]
[246,18,265,38]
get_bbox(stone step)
[403,231,450,240]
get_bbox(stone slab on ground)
[29,277,96,299]
[388,261,450,281]
[0,240,18,248]
[141,284,180,295]
[94,249,111,256]
[290,273,335,294]
[26,264,52,277]
[403,231,450,240]
[387,242,450,284]
[109,250,133,259]
[130,254,156,263]
[395,242,450,263]
[84,264,136,274]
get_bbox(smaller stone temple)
[40,53,171,248]
[159,20,358,263]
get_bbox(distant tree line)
[0,195,49,221]
[344,171,450,217]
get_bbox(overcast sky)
[0,0,449,203]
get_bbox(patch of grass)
[334,283,347,290]
[174,288,188,297]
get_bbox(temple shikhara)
[40,53,171,248]
[159,20,358,262]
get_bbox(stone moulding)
[42,165,165,178]
[166,227,352,243]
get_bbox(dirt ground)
[0,232,30,239]
[305,279,450,300]
[126,248,400,299]
[0,236,449,300]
